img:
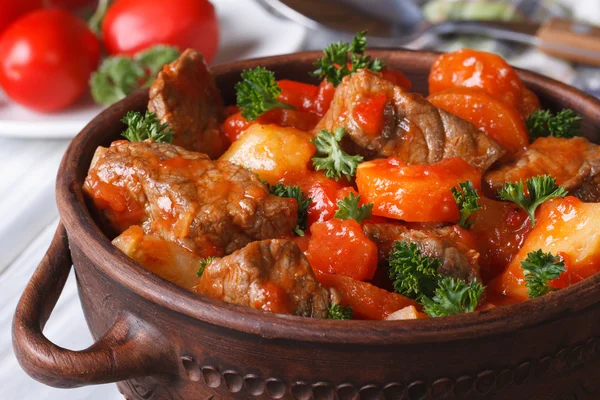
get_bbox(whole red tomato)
[0,0,44,34]
[0,9,100,112]
[102,0,219,63]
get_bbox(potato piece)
[386,305,428,320]
[113,226,202,290]
[492,197,600,300]
[219,124,316,184]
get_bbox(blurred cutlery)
[257,0,600,66]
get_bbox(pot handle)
[12,223,176,388]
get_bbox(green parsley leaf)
[451,180,482,229]
[121,111,174,144]
[421,277,484,318]
[90,57,145,106]
[334,192,373,223]
[520,250,565,298]
[197,256,218,277]
[90,45,180,106]
[388,241,442,300]
[311,127,364,181]
[135,45,181,85]
[235,67,294,120]
[498,175,567,226]
[328,304,353,320]
[526,109,581,139]
[268,183,311,236]
[310,30,384,87]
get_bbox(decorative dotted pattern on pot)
[177,337,599,399]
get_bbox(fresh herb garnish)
[520,250,565,298]
[311,30,384,87]
[328,304,354,320]
[451,180,482,229]
[197,256,218,277]
[90,45,180,106]
[121,111,174,143]
[388,241,484,317]
[334,192,373,224]
[311,127,363,181]
[235,67,294,120]
[526,109,582,139]
[498,175,567,226]
[388,241,442,300]
[421,277,484,317]
[268,183,311,236]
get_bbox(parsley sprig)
[121,111,174,143]
[388,241,484,317]
[268,183,311,236]
[520,250,565,298]
[498,175,567,226]
[311,127,363,181]
[421,277,484,318]
[526,109,581,139]
[334,192,373,224]
[451,180,482,229]
[90,45,180,106]
[388,241,442,300]
[311,30,384,87]
[197,256,218,277]
[235,67,294,120]
[328,304,353,320]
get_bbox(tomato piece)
[0,9,100,112]
[307,219,378,281]
[0,0,44,34]
[470,197,531,283]
[102,0,219,63]
[352,93,388,137]
[280,171,353,227]
[429,49,525,108]
[277,80,319,112]
[516,87,541,119]
[380,68,412,90]
[315,272,418,320]
[312,80,336,116]
[222,108,320,143]
[491,197,600,300]
[222,111,252,143]
[356,157,482,223]
[260,108,321,132]
[428,87,529,154]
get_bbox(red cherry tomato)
[0,9,100,112]
[0,0,44,34]
[102,0,219,63]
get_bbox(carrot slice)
[356,157,482,223]
[316,272,418,320]
[428,87,529,153]
[428,49,525,108]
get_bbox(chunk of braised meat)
[148,49,229,159]
[363,222,481,283]
[315,69,504,170]
[83,140,298,256]
[194,239,333,318]
[484,137,600,202]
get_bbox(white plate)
[0,0,306,139]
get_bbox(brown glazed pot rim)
[57,50,600,345]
